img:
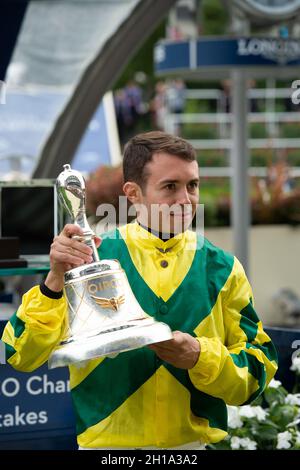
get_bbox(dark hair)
[123,131,196,188]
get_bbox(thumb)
[94,236,101,248]
[62,224,84,238]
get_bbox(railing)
[198,167,300,177]
[165,86,300,178]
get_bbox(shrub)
[209,357,300,450]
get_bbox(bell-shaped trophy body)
[48,165,172,368]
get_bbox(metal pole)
[231,69,250,275]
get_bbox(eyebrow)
[159,178,199,185]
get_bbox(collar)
[137,221,176,241]
[129,220,188,255]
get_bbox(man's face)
[136,152,199,234]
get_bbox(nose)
[176,187,191,205]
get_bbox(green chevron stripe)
[164,363,227,431]
[9,312,25,338]
[72,347,160,435]
[246,341,278,364]
[5,343,16,361]
[239,301,259,343]
[241,300,260,324]
[231,350,266,404]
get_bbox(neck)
[137,221,176,241]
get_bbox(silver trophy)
[48,164,172,368]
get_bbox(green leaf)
[264,387,287,406]
[269,405,298,430]
[253,423,278,441]
[208,440,231,450]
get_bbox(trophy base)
[48,319,172,369]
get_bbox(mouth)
[172,212,192,218]
[170,209,193,218]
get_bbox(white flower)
[252,406,267,421]
[277,431,292,449]
[227,406,243,429]
[268,379,282,389]
[285,394,300,406]
[230,436,257,450]
[290,357,300,374]
[287,416,300,428]
[239,405,267,421]
[230,436,243,450]
[240,438,257,450]
[239,405,256,419]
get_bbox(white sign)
[238,38,300,65]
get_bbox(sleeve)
[188,257,278,406]
[1,285,67,372]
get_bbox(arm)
[2,286,67,372]
[1,224,100,372]
[188,257,278,405]
[150,257,278,405]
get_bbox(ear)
[123,182,142,204]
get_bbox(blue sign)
[0,361,76,441]
[154,37,300,75]
[0,90,112,177]
[154,41,190,73]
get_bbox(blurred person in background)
[114,80,144,144]
[151,80,167,131]
[165,79,186,136]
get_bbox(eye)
[188,182,199,191]
[165,183,176,191]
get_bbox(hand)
[148,331,200,369]
[45,224,101,292]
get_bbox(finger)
[163,331,185,346]
[51,246,92,265]
[149,336,178,350]
[148,343,177,354]
[94,236,101,248]
[53,237,93,259]
[60,245,91,264]
[150,349,176,364]
[62,224,84,238]
[171,331,184,341]
[51,242,90,263]
[51,249,86,267]
[148,342,172,351]
[172,330,181,337]
[62,238,93,256]
[150,335,176,347]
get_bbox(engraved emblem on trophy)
[48,164,172,368]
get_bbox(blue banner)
[154,41,190,73]
[154,37,300,74]
[0,361,76,440]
